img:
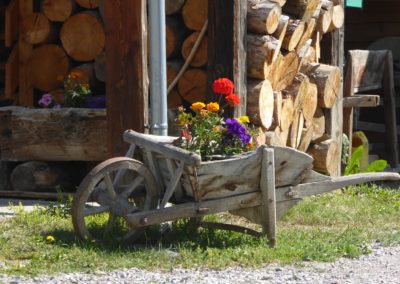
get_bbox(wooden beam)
[105,0,149,157]
[18,0,33,106]
[207,0,234,116]
[233,0,247,117]
[342,95,380,108]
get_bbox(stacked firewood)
[21,0,106,97]
[246,0,344,175]
[166,0,208,108]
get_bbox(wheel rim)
[72,157,158,244]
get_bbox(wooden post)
[233,0,247,117]
[260,147,276,247]
[18,0,33,106]
[105,0,148,156]
[207,0,234,116]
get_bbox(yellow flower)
[191,102,206,111]
[213,126,221,132]
[206,102,220,112]
[236,116,250,123]
[46,235,55,242]
[200,109,208,117]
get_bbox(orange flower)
[69,71,82,79]
[191,102,206,111]
[206,102,220,112]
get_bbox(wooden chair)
[343,49,399,168]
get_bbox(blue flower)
[225,118,251,145]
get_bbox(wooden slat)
[5,0,19,47]
[342,95,380,108]
[18,0,33,106]
[105,0,148,157]
[5,45,19,99]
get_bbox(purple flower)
[225,118,251,145]
[38,93,53,107]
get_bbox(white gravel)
[0,243,399,284]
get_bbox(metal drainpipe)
[149,0,168,136]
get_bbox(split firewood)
[273,14,290,43]
[289,111,304,148]
[312,31,321,63]
[42,0,74,22]
[60,12,105,61]
[302,45,317,65]
[316,0,333,34]
[269,51,300,91]
[27,44,70,91]
[270,0,287,7]
[167,17,188,59]
[307,139,339,176]
[247,34,281,79]
[282,19,305,51]
[283,0,320,22]
[165,0,186,15]
[182,0,208,31]
[270,91,282,129]
[181,32,208,67]
[247,79,275,129]
[301,82,318,122]
[177,68,207,103]
[275,126,290,145]
[301,63,341,108]
[305,107,326,141]
[280,95,295,131]
[167,60,184,107]
[20,13,54,45]
[168,90,183,108]
[265,130,285,146]
[297,126,314,152]
[328,5,345,31]
[296,18,316,52]
[247,0,282,35]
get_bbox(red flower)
[225,93,240,106]
[212,78,234,95]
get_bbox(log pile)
[5,0,107,105]
[165,0,208,108]
[247,0,344,176]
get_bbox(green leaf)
[344,145,364,175]
[364,160,387,173]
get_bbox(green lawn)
[0,183,399,276]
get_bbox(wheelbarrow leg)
[261,148,277,247]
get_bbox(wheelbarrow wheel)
[72,157,159,244]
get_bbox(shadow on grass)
[46,218,263,253]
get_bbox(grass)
[0,183,399,276]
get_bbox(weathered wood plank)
[260,148,276,247]
[105,0,148,157]
[0,107,107,161]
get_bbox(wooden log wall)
[247,0,344,176]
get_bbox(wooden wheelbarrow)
[71,130,400,246]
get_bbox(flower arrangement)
[175,78,258,160]
[38,71,105,109]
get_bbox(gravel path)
[0,243,399,284]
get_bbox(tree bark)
[283,0,320,22]
[247,0,282,35]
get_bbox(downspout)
[149,0,168,136]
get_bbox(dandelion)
[46,235,55,242]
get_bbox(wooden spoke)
[120,176,145,198]
[104,172,117,199]
[104,213,117,235]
